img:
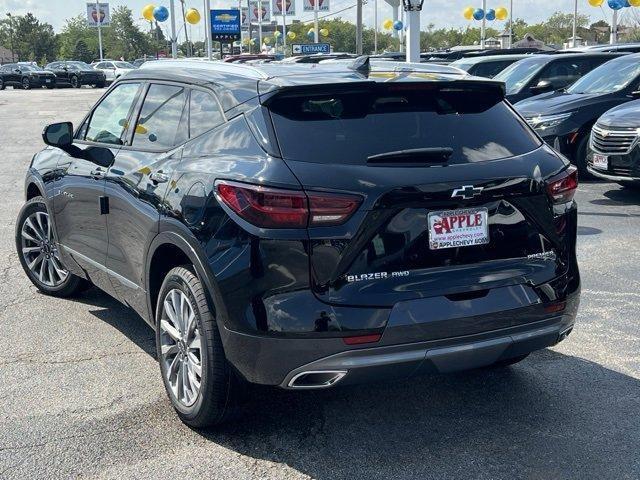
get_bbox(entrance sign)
[292,43,330,54]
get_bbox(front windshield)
[67,61,92,70]
[494,57,548,94]
[114,61,135,69]
[567,57,640,94]
[20,65,38,72]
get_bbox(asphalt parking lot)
[0,88,639,480]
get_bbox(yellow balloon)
[185,8,201,24]
[588,0,603,5]
[630,0,640,5]
[495,7,508,20]
[383,19,393,30]
[463,7,474,20]
[287,31,296,39]
[142,4,156,21]
[320,28,329,37]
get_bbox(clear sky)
[0,0,624,44]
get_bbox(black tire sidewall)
[155,267,226,424]
[575,134,592,178]
[70,76,80,88]
[0,78,4,90]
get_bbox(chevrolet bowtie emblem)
[452,185,484,200]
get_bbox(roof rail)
[139,58,271,80]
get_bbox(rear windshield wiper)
[366,147,453,165]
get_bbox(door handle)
[149,171,169,184]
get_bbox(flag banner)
[303,0,329,12]
[272,0,296,16]
[249,1,271,22]
[87,3,111,26]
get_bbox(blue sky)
[0,0,625,43]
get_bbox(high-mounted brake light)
[215,181,361,229]
[546,166,578,204]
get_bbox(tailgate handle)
[445,289,490,302]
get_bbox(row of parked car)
[0,60,140,90]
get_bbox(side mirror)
[530,80,553,95]
[42,122,73,148]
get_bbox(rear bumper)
[221,291,579,388]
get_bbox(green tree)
[2,13,57,64]
[73,39,92,63]
[58,15,99,60]
[102,6,152,60]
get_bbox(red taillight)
[546,166,578,204]
[544,301,566,314]
[215,181,361,229]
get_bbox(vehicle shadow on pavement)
[197,349,639,479]
[74,286,157,357]
[590,185,640,207]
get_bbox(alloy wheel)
[70,76,79,88]
[22,78,30,90]
[20,211,68,287]
[160,289,203,407]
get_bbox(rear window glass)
[268,85,541,164]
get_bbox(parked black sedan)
[0,63,57,90]
[44,61,106,88]
[515,53,640,174]
[587,99,640,186]
[494,52,623,104]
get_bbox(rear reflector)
[343,333,382,345]
[546,166,578,204]
[544,301,566,314]
[215,180,361,229]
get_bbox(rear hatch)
[264,80,571,307]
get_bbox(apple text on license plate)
[428,208,489,250]
[592,154,608,170]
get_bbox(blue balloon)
[307,30,315,39]
[393,20,403,30]
[608,0,624,9]
[485,8,496,20]
[473,8,485,20]
[153,6,169,22]
[623,0,631,6]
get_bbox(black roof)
[129,58,501,112]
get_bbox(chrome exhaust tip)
[287,370,348,389]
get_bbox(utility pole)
[314,0,319,43]
[374,0,378,53]
[6,13,15,62]
[480,0,486,49]
[610,8,618,44]
[169,0,178,58]
[95,1,104,61]
[572,0,578,48]
[509,0,513,48]
[258,0,263,51]
[356,0,363,54]
[205,0,213,59]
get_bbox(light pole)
[169,0,178,58]
[480,0,486,48]
[610,8,618,44]
[6,13,15,62]
[572,0,578,48]
[403,0,424,62]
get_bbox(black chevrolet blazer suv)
[16,59,581,427]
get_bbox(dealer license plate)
[592,154,608,170]
[428,208,489,250]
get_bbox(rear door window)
[189,89,225,138]
[132,83,188,150]
[268,85,541,164]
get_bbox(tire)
[574,134,592,178]
[485,354,530,369]
[21,77,31,90]
[0,78,5,90]
[46,85,55,90]
[15,197,88,297]
[156,266,244,427]
[93,82,106,88]
[70,75,80,88]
